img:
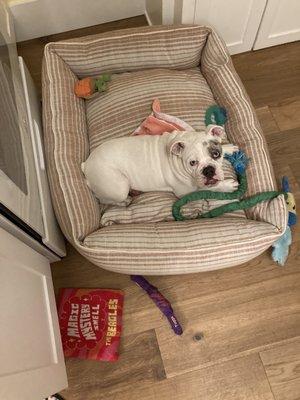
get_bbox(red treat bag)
[57,288,124,362]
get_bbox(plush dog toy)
[272,177,297,266]
[74,73,111,99]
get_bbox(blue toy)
[272,177,297,266]
[224,150,249,175]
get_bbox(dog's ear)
[206,124,225,142]
[169,140,185,157]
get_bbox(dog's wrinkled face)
[169,125,225,188]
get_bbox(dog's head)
[168,125,225,188]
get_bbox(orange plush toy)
[74,74,111,99]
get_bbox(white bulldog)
[81,125,238,205]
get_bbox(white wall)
[9,0,145,42]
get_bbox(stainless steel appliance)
[0,2,65,260]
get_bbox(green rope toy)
[172,150,285,221]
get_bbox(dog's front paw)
[114,196,132,207]
[224,178,239,192]
[222,178,239,192]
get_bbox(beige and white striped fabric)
[50,25,209,78]
[100,193,246,227]
[86,68,215,151]
[100,160,245,226]
[201,30,286,226]
[42,25,286,275]
[83,218,278,273]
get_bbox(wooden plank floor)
[18,16,300,400]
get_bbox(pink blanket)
[132,98,195,136]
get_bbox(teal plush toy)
[272,177,297,266]
[205,105,227,126]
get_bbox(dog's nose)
[202,165,215,178]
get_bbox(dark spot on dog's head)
[208,140,222,160]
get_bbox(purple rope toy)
[131,275,183,335]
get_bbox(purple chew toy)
[131,275,183,335]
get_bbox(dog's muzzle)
[202,165,215,178]
[202,165,219,186]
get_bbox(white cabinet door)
[192,0,267,54]
[0,227,67,400]
[254,0,300,49]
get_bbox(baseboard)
[144,9,153,26]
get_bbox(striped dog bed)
[42,25,286,275]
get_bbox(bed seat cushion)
[86,68,215,150]
[85,66,245,225]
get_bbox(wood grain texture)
[232,41,300,108]
[269,96,300,131]
[256,106,280,135]
[289,161,300,187]
[155,273,300,377]
[60,329,165,400]
[260,339,300,400]
[266,128,300,166]
[103,354,275,400]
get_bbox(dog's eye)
[211,150,221,159]
[189,160,199,167]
